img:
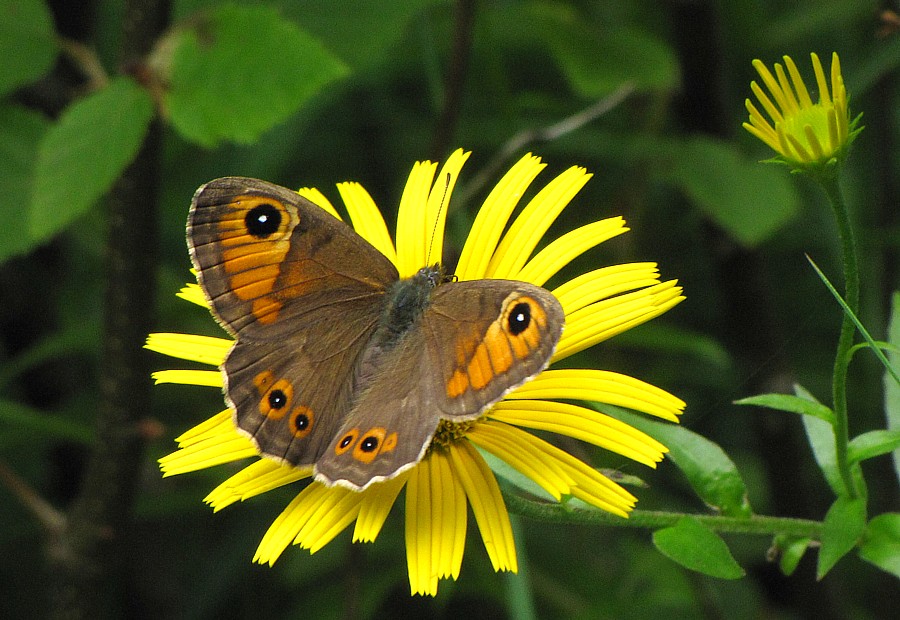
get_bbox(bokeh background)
[1,0,898,618]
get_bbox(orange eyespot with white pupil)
[445,295,548,398]
[334,427,399,463]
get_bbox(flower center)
[782,103,837,156]
[428,419,477,451]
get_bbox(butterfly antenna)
[426,173,451,267]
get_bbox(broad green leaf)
[859,513,900,578]
[0,398,93,444]
[775,536,812,576]
[606,407,751,517]
[673,137,799,247]
[286,0,434,69]
[818,496,866,579]
[848,430,900,466]
[652,517,745,579]
[0,0,57,96]
[30,77,154,242]
[796,385,843,495]
[541,20,679,96]
[0,104,49,262]
[735,392,835,424]
[165,5,347,147]
[885,292,900,484]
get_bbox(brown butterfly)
[188,177,564,490]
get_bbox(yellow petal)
[205,458,310,511]
[455,153,546,280]
[337,181,398,265]
[508,369,684,422]
[145,333,231,366]
[152,369,222,387]
[555,281,684,360]
[353,471,409,543]
[490,400,667,467]
[177,283,208,307]
[297,187,343,220]
[447,442,517,573]
[515,217,629,286]
[486,165,592,279]
[396,160,438,277]
[552,262,663,315]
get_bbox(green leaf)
[165,5,348,147]
[673,137,799,247]
[848,430,900,466]
[541,20,679,96]
[0,398,93,444]
[859,513,900,578]
[605,407,751,517]
[808,257,900,389]
[0,0,57,96]
[735,392,835,424]
[0,104,50,262]
[775,536,812,576]
[652,517,745,579]
[30,77,154,242]
[818,496,866,579]
[796,384,843,495]
[884,292,900,484]
[286,0,434,69]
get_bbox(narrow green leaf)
[735,393,835,424]
[859,513,900,578]
[818,496,867,579]
[884,292,900,484]
[165,5,347,147]
[673,137,799,247]
[0,0,57,96]
[776,536,812,576]
[30,77,154,242]
[605,406,751,517]
[796,384,843,495]
[848,430,900,466]
[653,517,745,579]
[808,256,900,389]
[0,104,50,262]
[0,398,93,444]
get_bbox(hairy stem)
[505,493,824,540]
[821,169,860,498]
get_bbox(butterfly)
[188,177,564,490]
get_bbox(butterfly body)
[188,177,564,490]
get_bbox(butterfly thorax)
[375,264,445,348]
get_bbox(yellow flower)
[743,52,860,168]
[147,149,685,596]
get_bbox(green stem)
[820,168,860,498]
[505,493,824,540]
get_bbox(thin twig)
[430,0,477,160]
[57,37,110,91]
[457,82,636,206]
[0,458,66,534]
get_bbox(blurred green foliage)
[1,0,898,618]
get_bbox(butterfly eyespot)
[352,427,388,464]
[268,389,287,409]
[335,429,359,455]
[506,301,532,335]
[258,378,293,419]
[289,406,314,438]
[245,203,282,238]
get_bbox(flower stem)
[820,168,860,499]
[505,493,824,539]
